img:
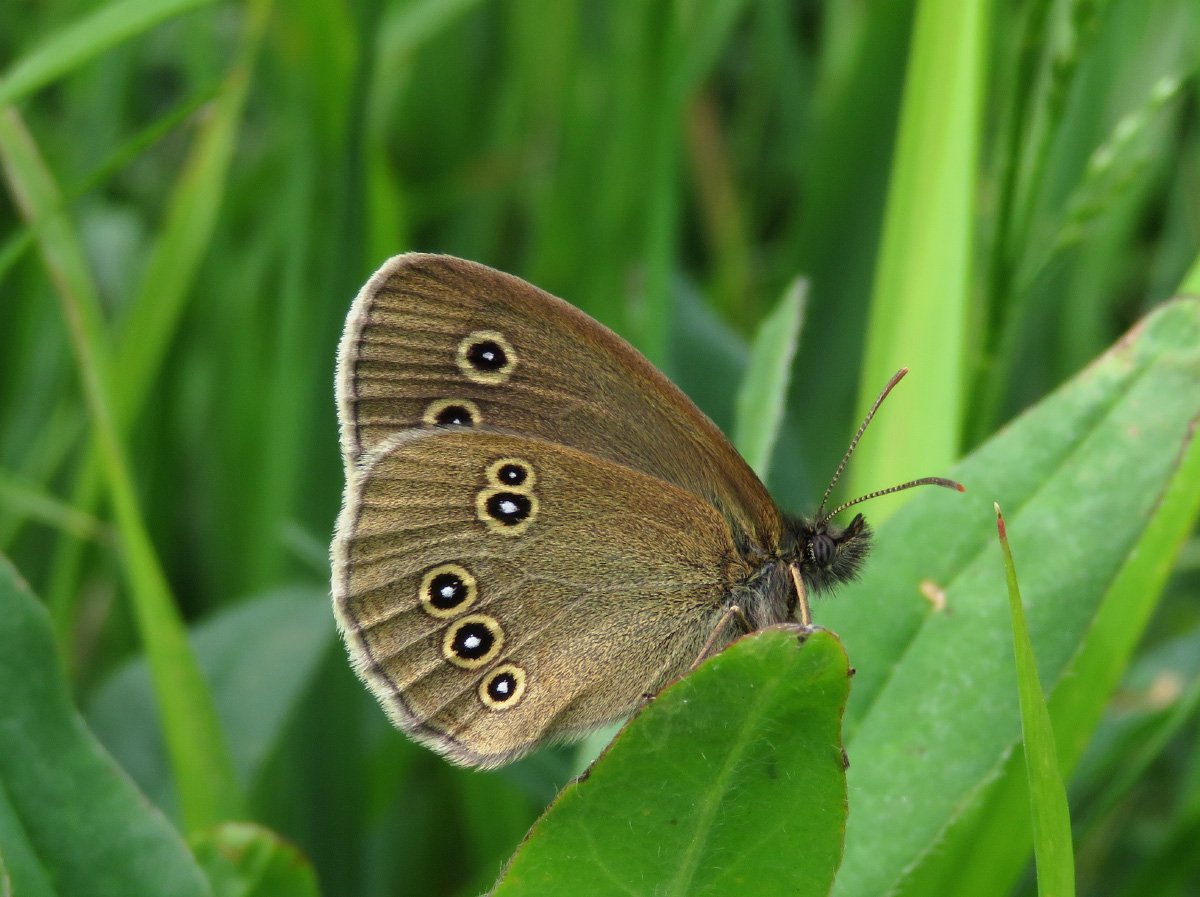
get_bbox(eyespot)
[486,457,535,489]
[476,488,538,535]
[442,614,504,669]
[456,331,516,384]
[479,663,527,710]
[419,563,477,619]
[423,398,481,428]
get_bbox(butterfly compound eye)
[810,533,836,567]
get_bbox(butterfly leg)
[687,604,752,672]
[788,563,813,628]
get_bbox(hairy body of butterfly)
[332,254,943,768]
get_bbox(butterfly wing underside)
[332,429,750,767]
[336,253,783,549]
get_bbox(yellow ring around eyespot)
[479,663,527,710]
[422,397,482,428]
[485,456,536,490]
[418,563,477,619]
[442,614,504,670]
[475,487,538,536]
[456,330,517,385]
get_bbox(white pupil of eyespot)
[500,499,518,515]
[440,585,455,598]
[482,351,495,361]
[494,680,509,694]
[464,634,481,649]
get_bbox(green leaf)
[0,556,210,897]
[191,822,320,897]
[493,626,850,897]
[995,504,1075,897]
[897,329,1200,897]
[821,298,1200,896]
[733,276,806,479]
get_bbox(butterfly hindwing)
[332,428,751,767]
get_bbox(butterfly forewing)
[332,428,750,767]
[336,253,783,550]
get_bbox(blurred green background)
[2,1,1199,895]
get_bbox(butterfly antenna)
[818,476,965,526]
[815,367,910,520]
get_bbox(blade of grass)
[0,470,109,543]
[996,503,1076,897]
[637,0,748,364]
[850,0,989,522]
[0,0,217,107]
[45,0,271,632]
[0,107,243,832]
[0,83,219,288]
[733,276,806,479]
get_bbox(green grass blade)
[850,0,989,521]
[0,108,243,831]
[995,503,1076,897]
[44,0,269,627]
[114,0,269,422]
[0,0,216,107]
[733,277,806,479]
[0,469,108,543]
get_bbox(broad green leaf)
[0,557,210,897]
[821,298,1200,896]
[494,627,850,897]
[733,276,806,479]
[996,505,1075,897]
[895,339,1200,897]
[192,823,320,897]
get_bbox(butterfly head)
[781,368,965,603]
[788,512,872,594]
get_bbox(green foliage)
[496,628,850,896]
[1,1,1199,895]
[0,558,210,897]
[997,503,1076,896]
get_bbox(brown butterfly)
[331,254,961,767]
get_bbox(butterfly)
[331,254,960,767]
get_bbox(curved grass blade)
[996,503,1075,897]
[0,107,242,831]
[0,0,216,107]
